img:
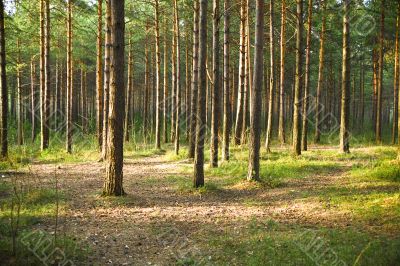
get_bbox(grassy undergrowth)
[201,219,400,265]
[0,180,87,265]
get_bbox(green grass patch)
[206,219,400,265]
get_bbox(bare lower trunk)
[96,0,103,150]
[103,0,125,196]
[222,0,230,161]
[247,0,264,181]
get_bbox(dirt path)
[22,153,391,265]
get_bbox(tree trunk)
[247,0,264,181]
[234,0,246,145]
[393,4,399,144]
[125,37,133,142]
[174,0,181,155]
[144,24,150,135]
[0,0,6,158]
[96,0,103,150]
[66,0,73,153]
[292,0,303,156]
[102,0,111,160]
[170,19,176,143]
[314,1,326,143]
[16,40,23,145]
[339,0,350,153]
[301,0,312,151]
[31,57,37,142]
[376,0,385,143]
[194,0,208,188]
[265,0,275,152]
[278,0,286,144]
[222,0,230,161]
[210,0,220,167]
[189,0,199,159]
[163,17,169,143]
[80,65,88,133]
[103,0,125,196]
[154,0,161,149]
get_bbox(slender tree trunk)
[210,0,220,167]
[277,0,286,145]
[234,0,246,145]
[144,25,150,135]
[314,1,326,143]
[103,0,125,196]
[96,0,103,149]
[189,0,199,159]
[222,0,230,161]
[393,4,399,144]
[80,65,88,133]
[185,24,191,141]
[339,0,351,153]
[66,0,73,153]
[31,57,36,142]
[40,0,45,150]
[194,0,208,188]
[292,0,303,155]
[360,57,365,130]
[174,0,181,155]
[265,0,275,152]
[102,0,111,160]
[125,37,133,142]
[154,0,162,149]
[372,49,377,128]
[170,19,176,143]
[301,0,312,151]
[163,17,169,143]
[376,0,385,143]
[0,0,6,158]
[16,40,23,145]
[247,0,264,181]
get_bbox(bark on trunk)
[96,0,103,149]
[194,0,208,188]
[222,0,230,161]
[247,0,264,181]
[210,0,220,167]
[339,0,351,153]
[103,0,125,196]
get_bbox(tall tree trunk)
[0,0,6,158]
[292,0,303,155]
[222,0,230,161]
[247,0,264,181]
[41,0,50,150]
[174,0,181,155]
[17,40,23,145]
[194,0,208,188]
[185,24,191,141]
[163,17,169,143]
[314,1,326,143]
[80,65,88,133]
[125,37,133,142]
[66,0,73,153]
[210,0,220,167]
[265,0,275,152]
[372,49,377,128]
[376,0,385,143]
[102,0,111,160]
[189,0,199,159]
[393,4,399,144]
[40,0,45,150]
[278,0,286,144]
[96,0,103,150]
[154,0,162,149]
[360,56,365,130]
[301,0,312,151]
[234,0,246,145]
[170,19,176,143]
[103,0,125,196]
[339,0,351,153]
[31,57,36,142]
[144,24,150,135]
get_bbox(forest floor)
[1,144,400,265]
